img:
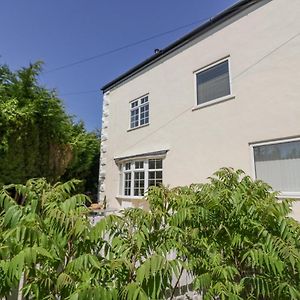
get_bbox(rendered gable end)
[99,0,300,218]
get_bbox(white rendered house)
[99,0,300,217]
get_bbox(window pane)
[134,171,145,196]
[124,173,131,196]
[131,101,138,108]
[130,108,139,128]
[149,159,155,169]
[148,180,155,187]
[149,171,155,179]
[156,171,162,179]
[148,169,163,188]
[254,140,300,193]
[125,163,131,170]
[156,160,162,169]
[140,103,149,126]
[140,112,146,125]
[141,96,148,104]
[135,161,144,169]
[196,60,230,105]
[131,110,138,117]
[131,121,138,128]
[149,159,162,169]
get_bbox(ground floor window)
[252,138,300,197]
[120,158,163,197]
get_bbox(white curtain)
[254,141,300,193]
[255,158,300,192]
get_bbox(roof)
[101,0,260,92]
[114,149,169,163]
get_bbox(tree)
[0,62,100,194]
[62,123,100,199]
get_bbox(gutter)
[101,0,260,92]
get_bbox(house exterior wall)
[100,0,300,213]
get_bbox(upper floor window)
[252,138,300,198]
[196,58,231,106]
[130,95,149,129]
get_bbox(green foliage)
[0,62,100,194]
[0,179,182,299]
[1,168,300,299]
[62,123,100,196]
[155,168,300,299]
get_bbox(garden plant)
[0,168,300,299]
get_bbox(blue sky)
[0,0,237,131]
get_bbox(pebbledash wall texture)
[99,0,300,219]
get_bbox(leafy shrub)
[149,168,300,299]
[1,168,300,299]
[0,179,182,299]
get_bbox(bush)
[0,168,300,299]
[160,168,300,299]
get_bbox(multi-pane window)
[196,59,231,105]
[148,159,163,187]
[124,163,132,196]
[120,158,163,197]
[253,139,300,197]
[134,171,145,196]
[130,96,149,129]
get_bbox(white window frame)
[118,157,163,199]
[123,162,132,196]
[128,94,149,130]
[250,136,300,199]
[193,56,234,111]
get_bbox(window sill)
[127,123,149,132]
[192,95,235,111]
[277,192,300,199]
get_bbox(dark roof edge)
[102,0,259,92]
